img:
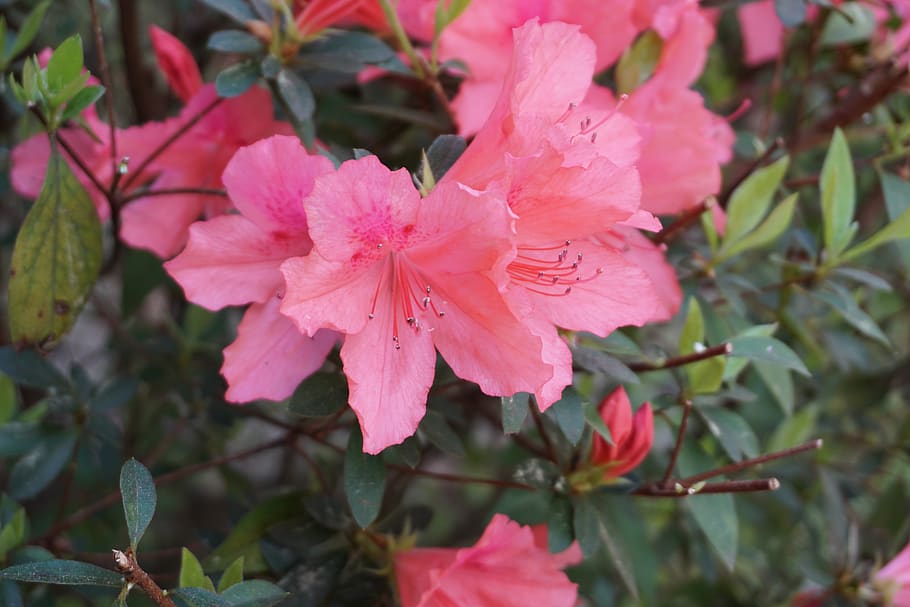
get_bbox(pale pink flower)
[394,514,578,607]
[279,155,552,453]
[444,20,668,406]
[165,136,337,403]
[119,26,291,259]
[876,540,910,606]
[589,386,653,478]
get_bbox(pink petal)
[149,26,204,102]
[221,135,335,235]
[611,227,683,322]
[737,0,785,66]
[611,402,654,476]
[395,549,459,607]
[120,187,208,259]
[10,132,50,199]
[165,214,310,309]
[341,279,436,453]
[450,80,505,137]
[222,298,336,403]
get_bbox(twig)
[680,439,823,485]
[660,400,692,487]
[653,197,714,245]
[87,0,118,174]
[121,95,224,190]
[117,0,156,121]
[113,549,176,607]
[632,478,780,497]
[811,61,908,135]
[627,343,732,373]
[387,463,536,491]
[119,187,227,204]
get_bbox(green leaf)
[60,85,105,123]
[170,587,230,607]
[217,557,244,592]
[755,361,794,415]
[47,35,83,90]
[180,548,216,592]
[0,560,122,587]
[419,410,464,457]
[0,347,67,389]
[221,580,288,607]
[813,286,890,347]
[767,405,818,453]
[215,61,260,98]
[583,400,613,445]
[199,0,257,23]
[8,147,103,349]
[680,299,725,394]
[573,494,639,598]
[0,508,27,560]
[344,429,386,528]
[289,372,348,417]
[546,496,575,554]
[878,171,910,270]
[547,387,585,445]
[8,432,77,500]
[840,204,910,263]
[678,445,738,570]
[722,155,790,247]
[0,423,46,458]
[120,458,156,551]
[0,580,23,607]
[719,193,798,260]
[615,31,662,94]
[8,1,51,60]
[821,2,876,45]
[206,493,304,570]
[0,375,14,424]
[275,69,315,123]
[501,393,530,434]
[728,336,810,376]
[820,128,856,259]
[297,32,396,73]
[208,30,262,54]
[423,135,466,185]
[699,408,759,461]
[571,346,640,384]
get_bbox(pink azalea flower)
[394,514,578,607]
[118,26,291,259]
[737,0,785,66]
[444,20,668,406]
[279,154,552,453]
[876,540,910,606]
[589,386,654,478]
[165,136,337,403]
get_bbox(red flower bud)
[589,387,653,478]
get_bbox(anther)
[377,243,383,249]
[368,313,375,319]
[422,296,431,308]
[590,132,597,143]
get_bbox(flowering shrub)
[0,0,909,606]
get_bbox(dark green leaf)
[0,580,23,607]
[170,587,230,607]
[678,445,738,570]
[728,336,810,376]
[8,432,77,500]
[583,401,613,444]
[819,128,856,258]
[419,410,464,457]
[423,135,466,184]
[120,458,156,551]
[215,61,260,98]
[47,35,83,90]
[344,429,386,528]
[208,30,262,54]
[180,548,215,591]
[699,408,759,461]
[92,377,138,412]
[572,495,601,558]
[501,393,530,434]
[754,361,794,415]
[289,372,348,417]
[547,387,585,445]
[546,496,574,554]
[0,560,122,587]
[0,423,47,458]
[8,0,51,60]
[571,346,640,384]
[573,494,639,598]
[275,69,315,123]
[0,347,67,389]
[298,32,396,72]
[8,147,103,349]
[206,493,303,569]
[221,580,288,607]
[813,287,890,346]
[199,0,257,23]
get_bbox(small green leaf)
[719,193,798,259]
[722,155,790,247]
[0,375,15,425]
[728,336,810,376]
[60,85,105,123]
[571,347,640,384]
[208,30,263,54]
[840,204,910,263]
[217,557,244,592]
[547,387,585,445]
[821,2,876,45]
[878,171,910,270]
[289,372,348,417]
[297,31,396,73]
[501,393,530,434]
[546,496,574,554]
[170,587,230,607]
[8,147,103,349]
[9,432,77,500]
[767,405,818,453]
[813,286,890,347]
[419,410,464,457]
[221,580,288,607]
[422,135,466,185]
[820,128,856,259]
[275,69,315,123]
[8,1,51,60]
[47,35,83,90]
[0,560,122,587]
[699,408,759,461]
[680,299,725,394]
[120,459,157,551]
[199,0,257,23]
[615,31,662,94]
[0,348,68,390]
[0,508,27,560]
[344,429,386,528]
[215,61,260,98]
[181,548,216,591]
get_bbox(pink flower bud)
[149,25,203,103]
[589,386,653,478]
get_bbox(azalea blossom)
[279,154,552,453]
[875,540,910,606]
[394,514,579,607]
[589,386,653,478]
[165,136,336,403]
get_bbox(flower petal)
[149,25,204,102]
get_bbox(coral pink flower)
[294,0,365,37]
[279,155,552,453]
[165,136,337,403]
[445,20,668,406]
[876,540,910,606]
[394,514,578,607]
[737,0,785,66]
[118,26,291,259]
[590,386,653,478]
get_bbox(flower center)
[507,240,604,297]
[368,255,446,349]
